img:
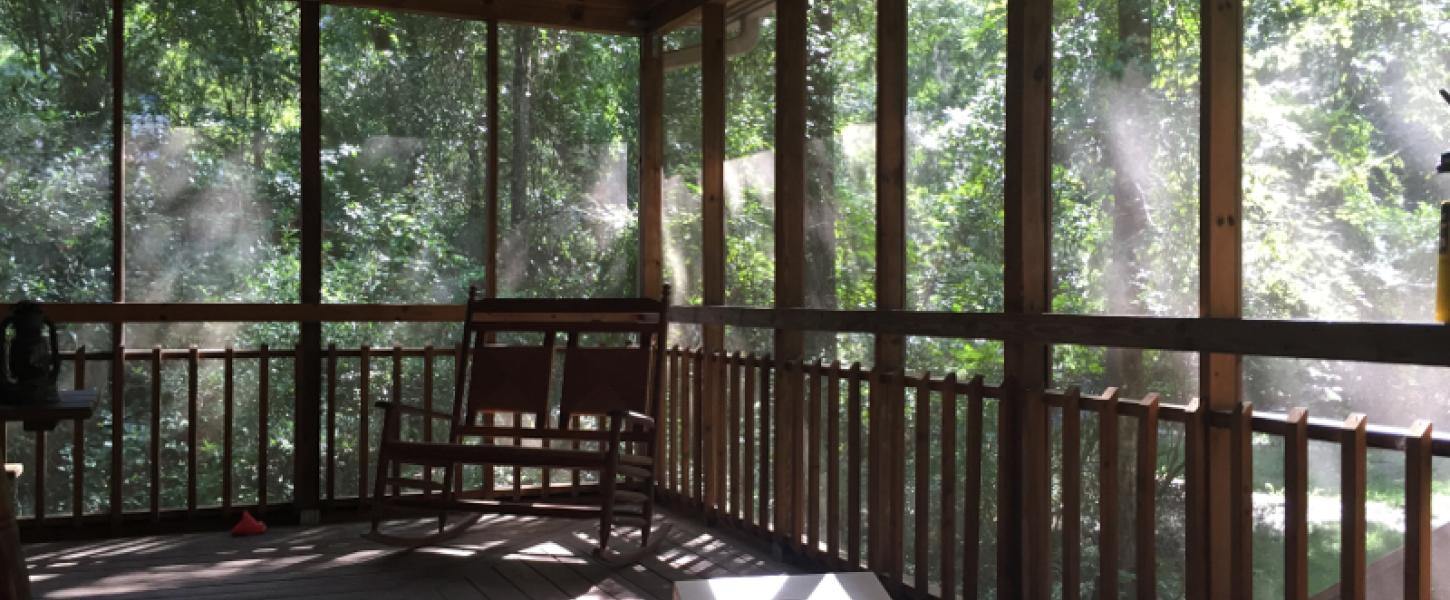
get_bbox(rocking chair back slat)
[463,341,556,420]
[560,345,656,424]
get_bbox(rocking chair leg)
[640,479,656,545]
[598,469,618,552]
[371,407,400,533]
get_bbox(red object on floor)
[231,511,267,537]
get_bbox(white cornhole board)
[672,572,891,600]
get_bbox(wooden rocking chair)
[365,286,671,566]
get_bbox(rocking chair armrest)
[607,409,655,430]
[374,401,453,421]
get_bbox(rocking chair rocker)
[365,286,671,566]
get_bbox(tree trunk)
[508,29,534,229]
[465,45,488,265]
[803,4,840,360]
[1103,0,1151,394]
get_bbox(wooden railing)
[7,303,1448,597]
[656,347,1450,599]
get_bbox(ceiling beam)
[303,0,647,35]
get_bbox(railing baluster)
[359,345,370,501]
[913,372,930,593]
[866,366,881,570]
[668,348,681,496]
[326,344,337,503]
[826,361,841,561]
[1099,388,1120,599]
[938,373,956,600]
[1339,413,1366,600]
[1060,387,1081,600]
[681,350,693,501]
[807,359,823,553]
[961,376,984,597]
[1231,401,1254,599]
[664,349,672,495]
[692,350,704,505]
[743,353,757,527]
[1184,398,1206,600]
[258,344,269,514]
[223,346,234,515]
[150,346,161,522]
[847,363,862,568]
[700,351,713,510]
[109,343,123,522]
[729,352,742,520]
[889,370,907,582]
[758,355,772,529]
[73,346,86,524]
[391,345,402,497]
[711,351,725,515]
[187,346,198,518]
[1284,407,1309,600]
[421,348,434,431]
[423,345,434,492]
[1405,419,1433,600]
[1135,393,1160,600]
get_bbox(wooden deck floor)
[24,511,795,600]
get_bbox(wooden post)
[486,20,500,301]
[874,0,908,579]
[640,31,664,299]
[1283,407,1309,600]
[1404,420,1433,600]
[295,0,323,519]
[108,0,126,534]
[699,2,725,518]
[775,0,808,552]
[1200,0,1243,590]
[1339,413,1366,600]
[1003,0,1053,590]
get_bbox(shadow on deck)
[23,510,795,599]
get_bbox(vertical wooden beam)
[486,20,500,300]
[1283,407,1309,600]
[1135,394,1160,600]
[1098,389,1121,600]
[701,3,725,351]
[1183,398,1208,600]
[1002,0,1053,590]
[1230,401,1254,599]
[1338,413,1366,600]
[1060,387,1082,600]
[640,31,665,299]
[1404,419,1433,600]
[108,0,126,534]
[875,0,908,579]
[699,4,726,519]
[295,0,323,518]
[1200,0,1243,589]
[775,0,808,549]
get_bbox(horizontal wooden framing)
[13,302,1450,367]
[670,305,1450,366]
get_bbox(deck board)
[26,510,795,600]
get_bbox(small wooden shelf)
[0,390,96,432]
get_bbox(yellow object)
[1439,201,1450,323]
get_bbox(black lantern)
[0,302,61,405]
